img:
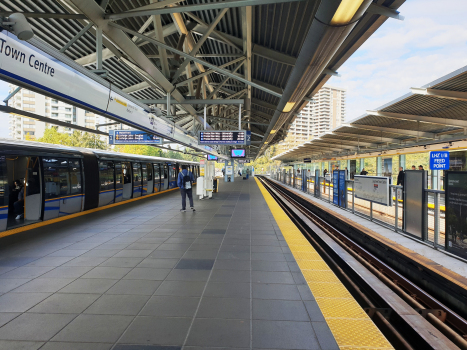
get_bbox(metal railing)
[270,174,445,251]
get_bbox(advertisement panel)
[445,171,467,258]
[354,175,390,206]
[333,170,339,205]
[339,170,346,208]
[226,166,233,175]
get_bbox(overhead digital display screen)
[207,155,218,160]
[231,149,246,158]
[199,130,246,145]
[109,130,161,144]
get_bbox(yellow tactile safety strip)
[255,178,394,350]
[0,187,180,239]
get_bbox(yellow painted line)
[255,178,393,350]
[0,187,179,239]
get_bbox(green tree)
[37,127,72,146]
[70,131,106,149]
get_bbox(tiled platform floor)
[0,179,338,350]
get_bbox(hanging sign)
[430,151,450,170]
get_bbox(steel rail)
[258,176,467,350]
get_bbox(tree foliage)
[37,127,106,149]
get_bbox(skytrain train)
[0,139,200,233]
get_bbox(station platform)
[0,178,392,350]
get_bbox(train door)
[115,162,123,202]
[141,163,147,196]
[153,163,161,193]
[0,157,8,232]
[98,161,115,207]
[163,164,169,190]
[59,159,83,216]
[122,162,132,200]
[145,163,153,194]
[132,162,142,198]
[168,164,177,189]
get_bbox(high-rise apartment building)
[286,85,346,144]
[7,84,101,141]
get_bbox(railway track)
[258,176,467,350]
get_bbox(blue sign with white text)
[109,130,161,144]
[333,170,339,205]
[430,151,450,170]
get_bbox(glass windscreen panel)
[115,162,123,190]
[99,161,115,192]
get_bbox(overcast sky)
[0,0,466,137]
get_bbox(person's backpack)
[183,171,192,189]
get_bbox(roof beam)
[111,23,282,98]
[0,106,107,135]
[139,99,244,105]
[60,22,93,53]
[241,5,252,124]
[171,8,229,82]
[332,131,401,144]
[366,3,404,20]
[319,138,378,147]
[367,110,467,128]
[0,12,87,19]
[65,0,205,126]
[75,23,177,66]
[252,98,277,111]
[349,123,436,139]
[190,23,297,66]
[150,0,170,78]
[207,61,245,100]
[411,88,467,102]
[104,0,308,20]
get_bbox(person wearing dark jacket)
[177,165,195,212]
[360,168,368,175]
[13,180,24,220]
[397,167,404,187]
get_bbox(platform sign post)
[109,130,161,144]
[314,169,320,197]
[430,151,450,170]
[339,170,346,208]
[445,171,467,258]
[332,170,339,205]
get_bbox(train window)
[26,157,41,196]
[163,164,168,180]
[69,159,82,195]
[0,156,8,207]
[153,163,160,191]
[99,161,114,192]
[142,163,147,183]
[42,158,66,199]
[132,162,142,189]
[115,162,123,190]
[122,162,131,184]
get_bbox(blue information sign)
[333,170,339,205]
[430,151,450,170]
[339,170,346,208]
[109,130,161,144]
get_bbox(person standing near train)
[177,164,195,212]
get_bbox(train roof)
[0,139,199,165]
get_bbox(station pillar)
[376,157,382,176]
[399,154,406,170]
[359,158,364,173]
[224,160,235,182]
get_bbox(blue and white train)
[0,139,199,233]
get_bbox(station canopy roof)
[0,0,404,157]
[273,65,467,163]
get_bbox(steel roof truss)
[368,110,467,128]
[349,123,436,139]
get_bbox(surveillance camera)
[8,13,34,41]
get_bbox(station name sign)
[109,130,161,144]
[198,130,251,145]
[430,151,450,170]
[237,159,250,163]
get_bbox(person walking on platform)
[397,167,404,187]
[177,165,195,212]
[411,165,416,170]
[360,168,368,175]
[418,165,424,171]
[323,169,328,177]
